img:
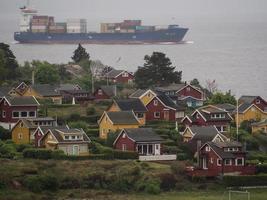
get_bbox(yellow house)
[108,99,147,125]
[11,117,57,144]
[98,111,140,139]
[235,103,267,126]
[130,89,157,106]
[40,128,91,156]
[251,119,267,134]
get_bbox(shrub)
[16,144,33,152]
[223,175,267,187]
[144,180,161,194]
[159,173,177,191]
[51,150,65,159]
[170,161,186,175]
[86,129,99,137]
[23,148,52,159]
[60,176,81,189]
[177,153,188,161]
[24,175,59,193]
[105,132,119,147]
[0,143,17,159]
[68,121,88,130]
[256,164,267,174]
[69,113,81,121]
[0,126,10,140]
[113,150,138,160]
[86,107,96,115]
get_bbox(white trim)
[191,109,207,122]
[147,96,176,111]
[154,112,160,118]
[178,95,204,101]
[224,158,232,166]
[113,129,136,146]
[239,103,267,114]
[181,127,195,137]
[200,143,223,160]
[181,115,192,123]
[217,158,222,166]
[235,157,244,166]
[176,84,204,97]
[0,96,11,106]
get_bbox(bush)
[51,150,65,159]
[86,129,99,137]
[69,113,81,121]
[23,148,52,159]
[256,164,267,174]
[24,175,59,193]
[16,144,33,152]
[223,175,267,187]
[0,143,17,159]
[113,150,138,160]
[60,176,81,189]
[86,107,96,115]
[68,121,88,130]
[170,161,186,175]
[105,132,119,147]
[0,126,10,140]
[159,173,177,191]
[144,180,161,194]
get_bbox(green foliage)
[16,144,33,152]
[190,78,201,88]
[170,161,186,175]
[134,52,182,89]
[72,44,90,63]
[24,174,59,193]
[0,142,17,159]
[23,148,52,159]
[240,120,253,133]
[209,91,236,105]
[159,173,177,191]
[0,126,10,140]
[69,113,81,121]
[33,60,60,84]
[74,74,92,91]
[0,43,19,82]
[68,121,88,130]
[105,132,119,147]
[86,107,96,115]
[256,164,267,174]
[223,175,267,187]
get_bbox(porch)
[139,154,177,161]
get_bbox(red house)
[93,85,117,100]
[239,95,267,112]
[181,105,233,133]
[155,83,205,108]
[106,69,134,84]
[146,93,185,122]
[113,128,164,155]
[189,141,255,177]
[0,96,39,130]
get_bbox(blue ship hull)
[14,28,188,44]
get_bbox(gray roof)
[0,86,13,96]
[155,83,185,92]
[213,103,236,112]
[236,102,252,113]
[48,128,91,143]
[99,85,116,97]
[239,96,258,103]
[207,141,243,159]
[123,128,163,142]
[115,99,147,112]
[57,84,81,91]
[130,89,147,98]
[190,126,226,141]
[106,111,139,125]
[5,96,39,106]
[32,84,61,97]
[106,69,124,78]
[157,94,184,110]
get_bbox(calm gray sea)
[0,0,267,98]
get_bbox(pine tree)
[134,52,182,89]
[71,43,90,63]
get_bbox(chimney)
[32,70,35,85]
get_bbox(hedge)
[223,175,267,187]
[256,164,267,174]
[23,148,52,159]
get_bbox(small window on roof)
[153,99,158,106]
[256,99,260,104]
[122,133,126,138]
[186,87,190,91]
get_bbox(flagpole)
[236,97,239,142]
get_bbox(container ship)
[14,5,188,44]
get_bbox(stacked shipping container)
[66,19,87,33]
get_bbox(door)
[73,145,79,156]
[155,144,160,155]
[202,157,208,169]
[163,111,169,120]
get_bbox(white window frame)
[224,159,232,166]
[153,99,158,106]
[18,133,23,140]
[186,87,191,91]
[3,101,7,106]
[235,158,244,166]
[98,89,103,95]
[137,113,144,118]
[217,159,222,166]
[2,111,6,118]
[205,146,210,152]
[122,133,126,138]
[256,99,261,104]
[122,144,127,151]
[122,72,129,77]
[154,112,160,118]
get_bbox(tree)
[71,44,90,63]
[0,43,19,81]
[205,79,218,94]
[190,78,201,87]
[209,90,236,105]
[134,52,182,88]
[34,61,60,84]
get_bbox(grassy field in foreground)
[1,189,267,200]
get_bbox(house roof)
[0,86,13,96]
[251,119,267,127]
[120,128,163,143]
[189,126,228,142]
[105,111,139,125]
[57,84,81,91]
[3,96,39,106]
[106,69,124,78]
[98,85,116,97]
[130,89,147,98]
[200,105,227,114]
[32,84,61,97]
[213,103,236,112]
[46,128,91,144]
[205,141,244,159]
[115,99,147,112]
[239,96,259,103]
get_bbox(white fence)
[139,154,177,161]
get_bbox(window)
[155,144,159,150]
[148,145,153,154]
[65,136,69,140]
[217,159,222,166]
[137,145,142,154]
[29,111,36,117]
[122,144,127,151]
[147,93,151,97]
[210,158,213,164]
[196,113,199,119]
[98,89,103,95]
[20,122,24,128]
[2,111,6,118]
[137,113,144,118]
[21,111,27,117]
[12,111,19,118]
[122,72,128,77]
[224,159,232,166]
[256,99,260,104]
[153,99,158,106]
[154,112,160,118]
[205,146,210,152]
[71,136,76,140]
[18,133,23,140]
[186,87,191,91]
[3,100,7,106]
[122,133,126,138]
[236,158,244,166]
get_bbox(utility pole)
[236,98,239,142]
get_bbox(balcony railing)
[139,154,177,161]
